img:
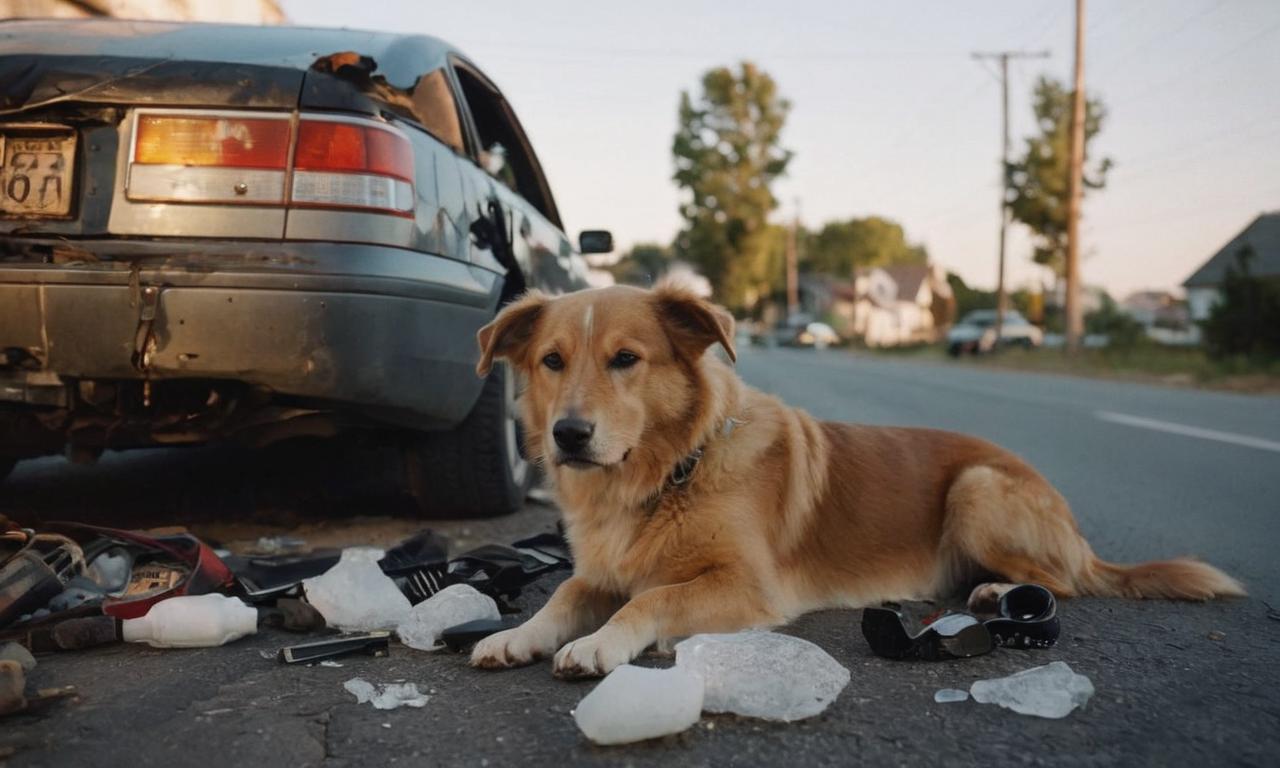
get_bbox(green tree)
[672,62,792,310]
[803,216,927,277]
[1202,246,1280,360]
[1007,76,1111,277]
[609,242,672,286]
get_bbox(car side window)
[408,68,466,154]
[452,63,559,225]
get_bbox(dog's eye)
[609,350,640,369]
[542,352,564,371]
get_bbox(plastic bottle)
[121,593,258,648]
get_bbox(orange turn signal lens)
[134,115,291,169]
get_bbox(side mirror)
[578,230,613,255]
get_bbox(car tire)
[404,364,533,518]
[947,343,963,358]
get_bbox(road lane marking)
[1095,411,1280,454]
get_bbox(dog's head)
[476,284,735,473]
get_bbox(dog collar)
[658,416,742,495]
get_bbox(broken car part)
[861,606,994,661]
[439,616,523,652]
[278,631,391,665]
[983,584,1060,649]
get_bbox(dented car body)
[0,20,600,514]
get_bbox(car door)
[448,57,583,296]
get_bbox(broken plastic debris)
[85,549,132,594]
[934,688,969,703]
[303,548,411,631]
[970,661,1094,719]
[319,660,344,668]
[396,583,499,651]
[343,678,429,710]
[573,664,704,745]
[121,594,257,648]
[675,631,849,721]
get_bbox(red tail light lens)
[293,120,413,182]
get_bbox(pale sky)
[281,0,1280,298]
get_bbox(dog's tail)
[1074,555,1245,600]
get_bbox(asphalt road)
[3,348,1279,767]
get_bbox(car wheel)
[947,343,963,358]
[404,364,532,518]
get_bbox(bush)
[1202,246,1280,360]
[1085,295,1144,350]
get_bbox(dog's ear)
[476,290,550,377]
[652,284,737,363]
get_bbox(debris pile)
[0,519,571,721]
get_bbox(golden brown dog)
[469,283,1244,677]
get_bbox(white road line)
[1095,411,1280,454]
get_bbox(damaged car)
[0,19,610,516]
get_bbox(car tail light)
[126,110,414,214]
[291,118,414,215]
[129,113,291,203]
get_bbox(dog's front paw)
[552,627,636,679]
[470,624,557,669]
[966,582,1017,613]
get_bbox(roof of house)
[1183,212,1280,288]
[880,264,933,302]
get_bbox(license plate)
[0,130,77,217]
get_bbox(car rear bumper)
[0,239,503,430]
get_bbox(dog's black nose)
[553,418,595,453]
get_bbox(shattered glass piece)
[396,583,499,651]
[343,678,429,710]
[675,631,850,721]
[573,664,704,745]
[934,688,970,703]
[303,548,411,631]
[970,661,1095,719]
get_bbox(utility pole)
[786,198,800,321]
[972,49,1049,344]
[1064,0,1087,353]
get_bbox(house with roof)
[844,263,957,348]
[1183,212,1280,321]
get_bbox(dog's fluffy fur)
[470,283,1244,677]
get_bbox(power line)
[971,49,1050,340]
[1095,0,1227,79]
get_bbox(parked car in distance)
[0,19,610,517]
[785,322,841,349]
[946,309,1044,356]
[749,316,841,349]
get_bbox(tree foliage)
[803,216,927,278]
[946,272,1039,323]
[672,62,792,310]
[1007,76,1111,277]
[609,242,672,286]
[1202,246,1280,360]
